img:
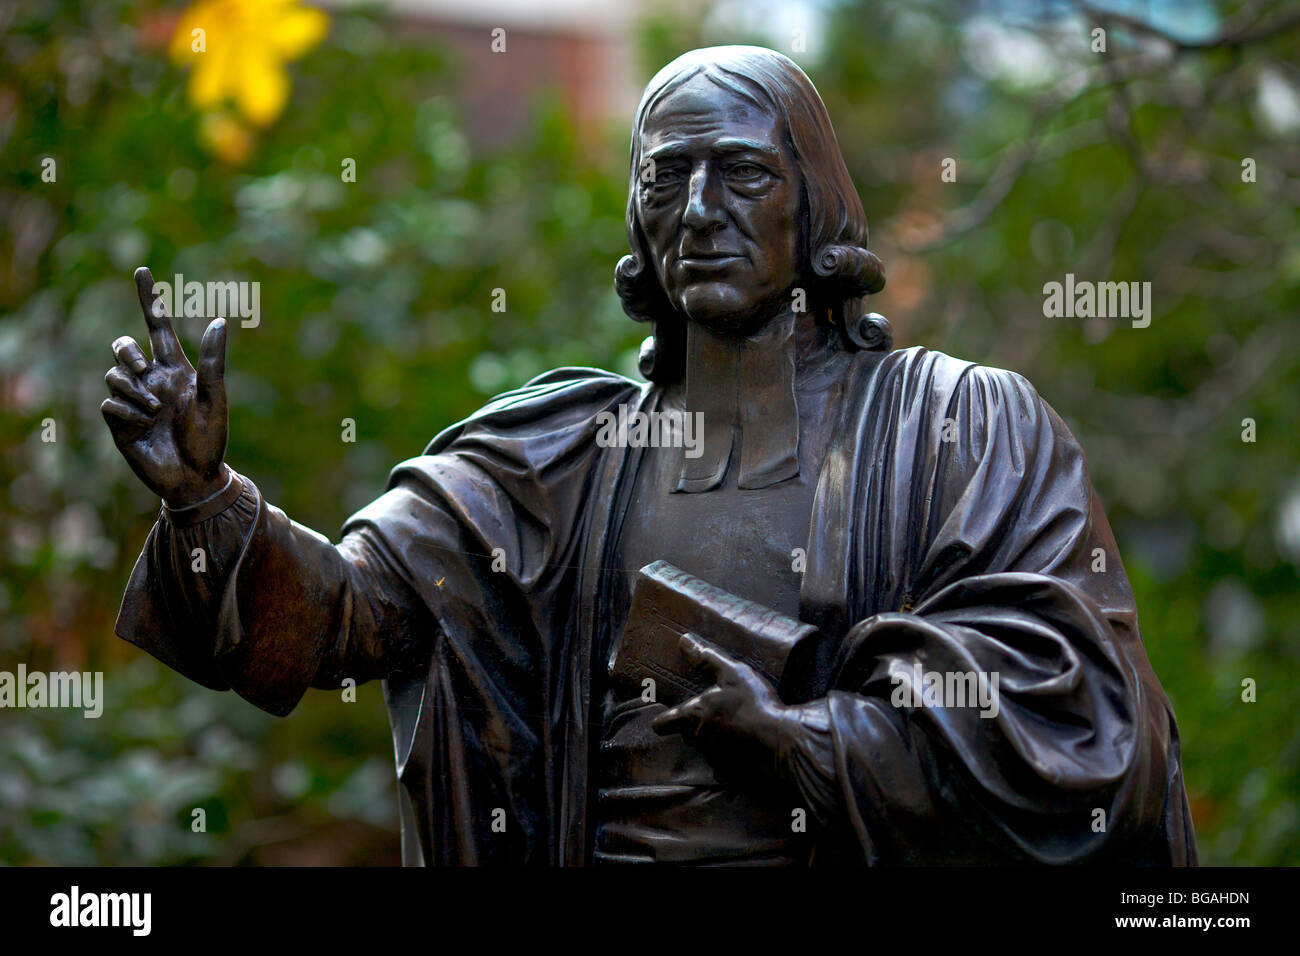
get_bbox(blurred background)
[1,0,1297,865]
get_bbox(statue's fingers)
[651,704,693,736]
[105,367,162,413]
[101,397,154,428]
[651,687,722,736]
[112,335,150,375]
[680,632,734,678]
[134,266,186,367]
[196,318,227,412]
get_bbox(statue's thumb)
[197,317,228,411]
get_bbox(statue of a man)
[102,46,1196,865]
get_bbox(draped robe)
[115,345,1197,865]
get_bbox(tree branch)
[1078,0,1300,51]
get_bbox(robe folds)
[115,345,1197,866]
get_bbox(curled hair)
[813,243,885,296]
[616,46,888,380]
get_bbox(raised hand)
[101,266,230,507]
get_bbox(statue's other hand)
[651,633,791,786]
[101,266,229,507]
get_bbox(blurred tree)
[816,0,1300,866]
[1,0,636,864]
[642,0,1300,863]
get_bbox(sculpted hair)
[615,45,888,380]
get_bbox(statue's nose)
[682,166,726,233]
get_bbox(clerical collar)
[675,310,800,493]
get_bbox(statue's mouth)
[677,253,744,269]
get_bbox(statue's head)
[616,45,887,380]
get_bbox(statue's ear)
[637,335,658,379]
[638,317,686,382]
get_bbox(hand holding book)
[609,561,822,785]
[650,631,800,782]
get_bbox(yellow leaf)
[189,46,232,109]
[170,1,218,62]
[268,6,329,59]
[237,56,290,127]
[168,0,328,127]
[200,112,255,165]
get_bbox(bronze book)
[610,560,821,708]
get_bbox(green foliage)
[806,0,1300,864]
[1,1,638,865]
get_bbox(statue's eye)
[643,165,685,188]
[727,162,766,181]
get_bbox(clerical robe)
[115,345,1197,865]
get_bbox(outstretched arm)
[117,469,436,716]
[106,268,434,716]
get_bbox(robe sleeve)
[787,361,1194,865]
[114,467,437,717]
[113,363,640,773]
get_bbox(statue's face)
[635,74,802,334]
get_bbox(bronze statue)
[102,46,1196,865]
